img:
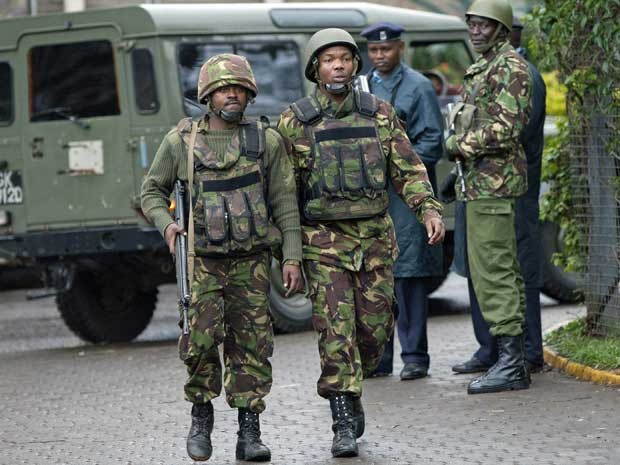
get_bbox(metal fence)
[570,97,620,336]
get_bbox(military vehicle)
[0,2,576,343]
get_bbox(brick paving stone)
[1,276,619,465]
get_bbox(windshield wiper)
[31,107,91,130]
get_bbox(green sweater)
[140,119,302,263]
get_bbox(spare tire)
[426,232,455,296]
[268,258,312,333]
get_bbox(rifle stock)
[174,180,190,335]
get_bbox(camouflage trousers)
[178,251,273,413]
[305,260,394,398]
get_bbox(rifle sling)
[187,121,199,292]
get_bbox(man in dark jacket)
[451,16,547,376]
[361,22,444,380]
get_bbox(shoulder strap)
[354,89,379,118]
[240,120,266,160]
[176,117,193,136]
[186,121,198,289]
[290,96,322,125]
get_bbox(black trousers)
[374,277,432,373]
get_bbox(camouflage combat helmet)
[197,53,258,103]
[303,28,363,83]
[466,0,513,32]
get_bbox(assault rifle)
[173,180,190,335]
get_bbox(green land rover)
[0,2,570,343]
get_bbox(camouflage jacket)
[455,40,532,201]
[277,89,442,272]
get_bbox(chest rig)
[290,90,389,223]
[177,118,282,257]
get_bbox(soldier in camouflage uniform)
[445,0,532,395]
[277,29,444,458]
[141,54,303,462]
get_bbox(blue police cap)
[360,22,405,43]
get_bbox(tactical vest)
[291,90,389,222]
[177,118,282,257]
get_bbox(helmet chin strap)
[208,101,246,123]
[324,82,350,95]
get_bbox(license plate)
[0,170,24,205]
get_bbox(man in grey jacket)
[362,22,444,380]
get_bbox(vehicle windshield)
[178,41,304,118]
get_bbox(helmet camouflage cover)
[303,28,363,82]
[466,0,513,32]
[197,53,258,103]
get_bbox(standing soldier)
[445,0,532,394]
[277,29,444,457]
[361,22,445,381]
[141,54,303,462]
[451,16,547,376]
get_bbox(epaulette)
[176,117,193,135]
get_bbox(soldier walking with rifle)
[141,54,303,462]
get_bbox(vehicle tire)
[57,271,158,343]
[540,220,583,303]
[426,231,454,295]
[268,258,312,333]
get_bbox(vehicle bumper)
[0,226,165,260]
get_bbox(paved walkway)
[1,278,618,465]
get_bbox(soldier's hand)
[164,222,184,255]
[445,134,460,161]
[282,264,303,297]
[425,216,445,245]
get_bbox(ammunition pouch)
[193,173,280,256]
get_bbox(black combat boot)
[329,394,358,457]
[467,335,530,395]
[352,396,365,438]
[236,409,271,462]
[187,402,214,461]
